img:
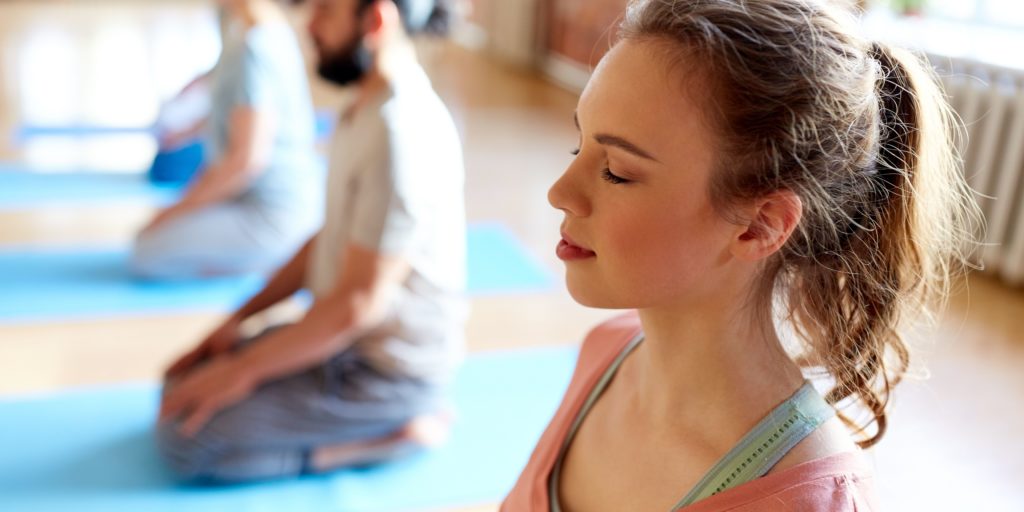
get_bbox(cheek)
[618,211,704,282]
[591,196,728,307]
[312,14,349,49]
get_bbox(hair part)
[621,0,979,448]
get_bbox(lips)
[556,231,596,261]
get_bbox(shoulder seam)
[713,473,863,511]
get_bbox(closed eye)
[602,168,629,184]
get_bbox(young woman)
[504,0,977,509]
[132,0,322,279]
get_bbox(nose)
[548,160,591,218]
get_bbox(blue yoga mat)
[0,224,553,323]
[13,110,336,142]
[0,170,183,210]
[0,155,328,210]
[0,346,576,511]
[466,223,554,296]
[0,249,264,323]
[13,124,158,139]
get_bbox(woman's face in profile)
[549,40,745,311]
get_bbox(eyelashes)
[601,168,628,184]
[570,148,630,185]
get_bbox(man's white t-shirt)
[308,62,467,383]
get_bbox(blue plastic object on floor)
[0,169,182,210]
[0,346,576,512]
[0,224,553,323]
[316,109,336,138]
[148,141,205,185]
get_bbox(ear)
[361,0,400,43]
[731,190,802,262]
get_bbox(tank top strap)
[672,381,835,508]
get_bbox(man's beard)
[316,30,373,87]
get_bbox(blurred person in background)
[132,0,323,280]
[155,0,467,484]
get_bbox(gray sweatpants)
[131,198,319,280]
[156,330,443,483]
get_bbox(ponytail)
[811,42,979,447]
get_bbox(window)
[864,0,1024,69]
[881,0,1024,28]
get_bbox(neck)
[352,36,417,112]
[630,294,806,448]
[233,0,282,28]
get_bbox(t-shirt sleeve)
[231,37,274,109]
[723,475,877,511]
[348,122,423,257]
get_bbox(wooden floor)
[0,1,1021,511]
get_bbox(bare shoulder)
[768,417,861,475]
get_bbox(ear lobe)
[734,191,802,261]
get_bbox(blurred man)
[156,0,466,482]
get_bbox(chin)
[564,271,626,309]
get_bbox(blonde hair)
[621,0,979,447]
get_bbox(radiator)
[933,55,1024,285]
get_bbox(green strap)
[548,337,834,512]
[672,382,835,508]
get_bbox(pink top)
[502,311,879,511]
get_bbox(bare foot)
[309,411,454,472]
[400,408,454,447]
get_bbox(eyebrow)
[574,112,660,163]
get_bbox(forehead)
[577,40,716,166]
